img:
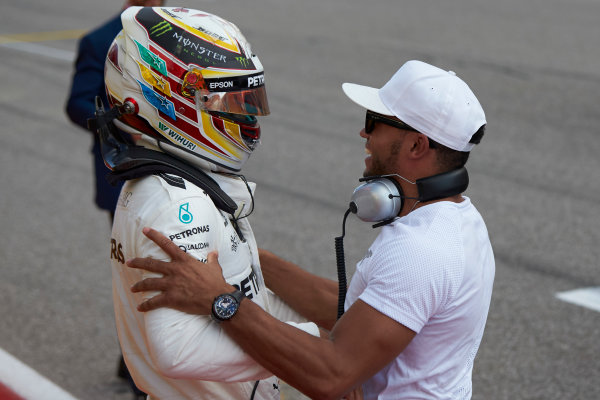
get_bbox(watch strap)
[229,289,246,305]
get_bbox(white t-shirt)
[345,197,495,399]
[110,172,318,400]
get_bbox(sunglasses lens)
[365,112,374,133]
[364,110,419,134]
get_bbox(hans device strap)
[105,146,237,216]
[88,97,237,216]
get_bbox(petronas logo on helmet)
[150,21,172,37]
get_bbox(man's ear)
[407,132,431,159]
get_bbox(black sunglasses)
[364,110,419,134]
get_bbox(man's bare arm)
[259,249,339,329]
[127,228,416,399]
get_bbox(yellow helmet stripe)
[137,61,172,96]
[200,113,246,159]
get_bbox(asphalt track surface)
[1,0,599,399]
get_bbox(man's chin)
[363,162,373,177]
[363,169,375,178]
[363,166,379,177]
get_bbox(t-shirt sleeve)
[357,239,447,334]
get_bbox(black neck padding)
[89,96,238,216]
[106,145,238,216]
[416,167,469,202]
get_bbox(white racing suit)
[110,171,319,399]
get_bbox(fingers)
[131,277,168,293]
[126,256,168,274]
[206,251,219,264]
[142,227,189,261]
[137,293,168,312]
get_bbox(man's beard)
[364,155,388,177]
[363,138,403,177]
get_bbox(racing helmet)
[104,6,270,171]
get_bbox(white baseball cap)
[342,60,486,152]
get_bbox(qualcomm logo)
[179,202,193,224]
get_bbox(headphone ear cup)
[350,177,403,222]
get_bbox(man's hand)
[126,227,233,314]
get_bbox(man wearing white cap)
[125,60,496,400]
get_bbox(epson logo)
[210,81,234,89]
[247,74,264,87]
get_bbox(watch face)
[213,294,238,320]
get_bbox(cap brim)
[342,83,393,116]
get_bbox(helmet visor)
[182,69,270,116]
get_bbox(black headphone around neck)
[349,167,469,227]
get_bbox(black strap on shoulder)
[106,146,238,216]
[89,95,237,216]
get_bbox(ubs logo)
[110,238,125,264]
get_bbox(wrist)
[211,288,246,323]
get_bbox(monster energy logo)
[236,57,250,68]
[150,21,172,37]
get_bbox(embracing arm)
[223,296,415,400]
[129,228,416,400]
[259,249,338,329]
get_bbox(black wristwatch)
[211,289,246,322]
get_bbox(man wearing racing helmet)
[100,6,319,399]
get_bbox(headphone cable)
[335,207,353,319]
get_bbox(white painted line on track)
[0,348,79,400]
[556,287,600,313]
[0,41,76,62]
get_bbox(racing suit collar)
[208,171,256,220]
